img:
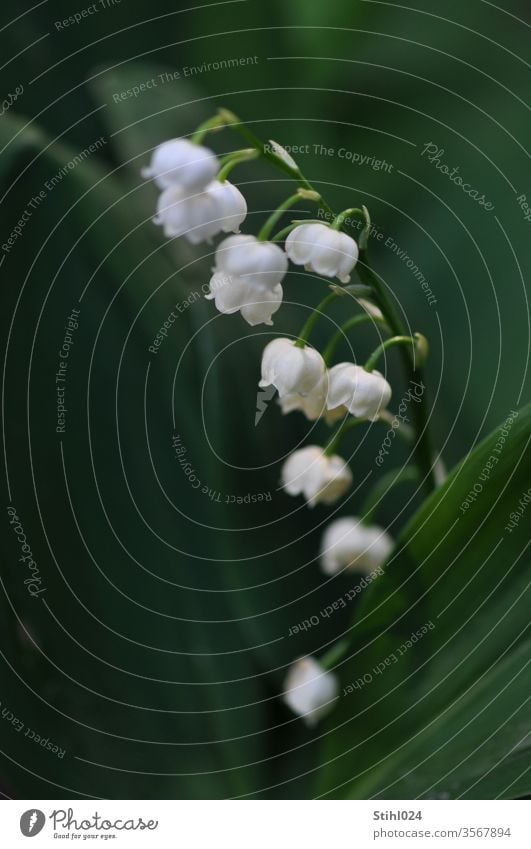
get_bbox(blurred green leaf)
[318,404,531,798]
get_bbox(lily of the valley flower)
[278,373,329,420]
[142,138,219,192]
[282,656,339,726]
[154,180,247,244]
[285,222,359,283]
[279,374,351,425]
[327,363,391,421]
[259,338,326,398]
[320,517,393,575]
[205,235,287,326]
[281,445,352,507]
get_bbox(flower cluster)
[143,118,432,727]
[143,138,359,326]
[144,139,247,245]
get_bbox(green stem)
[330,282,375,299]
[270,222,300,243]
[324,418,366,456]
[378,409,415,444]
[365,335,417,373]
[332,205,372,249]
[323,314,389,365]
[360,466,420,525]
[217,148,259,181]
[356,249,435,494]
[320,639,350,671]
[295,292,338,348]
[217,109,335,219]
[331,207,363,230]
[191,114,226,144]
[257,193,310,241]
[271,218,324,243]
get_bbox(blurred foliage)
[0,0,529,798]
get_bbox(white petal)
[282,657,339,725]
[327,363,391,421]
[259,339,325,398]
[320,517,393,575]
[142,139,218,191]
[286,222,358,282]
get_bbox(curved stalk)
[217,148,259,181]
[355,250,436,494]
[320,639,350,671]
[323,313,389,365]
[365,335,417,373]
[295,292,338,348]
[257,192,318,242]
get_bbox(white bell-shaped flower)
[282,656,339,726]
[153,180,247,244]
[327,363,391,421]
[281,445,352,508]
[205,235,287,326]
[259,338,326,399]
[141,138,218,191]
[320,517,393,575]
[285,222,359,283]
[279,373,329,420]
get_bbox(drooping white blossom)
[282,656,339,726]
[281,445,352,508]
[278,373,329,420]
[327,363,391,421]
[259,338,326,399]
[205,235,287,326]
[285,222,359,283]
[141,138,218,192]
[320,517,393,575]
[153,180,247,244]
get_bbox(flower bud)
[153,180,247,244]
[141,139,219,192]
[320,517,393,575]
[327,363,391,421]
[205,235,287,326]
[259,338,326,399]
[281,446,352,508]
[282,656,339,726]
[285,222,359,283]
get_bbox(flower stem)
[331,207,363,230]
[295,292,338,348]
[324,417,366,456]
[323,313,389,365]
[270,222,300,243]
[360,465,419,525]
[191,114,226,144]
[218,108,335,219]
[270,218,324,243]
[257,192,315,242]
[365,335,417,373]
[332,205,372,249]
[320,638,350,671]
[217,148,259,181]
[356,249,436,494]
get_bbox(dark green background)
[0,0,529,799]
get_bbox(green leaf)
[318,405,531,799]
